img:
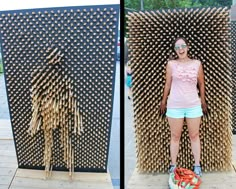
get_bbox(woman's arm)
[126,66,132,74]
[198,62,207,114]
[160,61,172,114]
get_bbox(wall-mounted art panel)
[0,4,119,172]
[127,7,232,172]
[232,21,236,134]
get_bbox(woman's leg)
[186,117,201,165]
[128,87,132,99]
[168,117,184,165]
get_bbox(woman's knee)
[189,132,200,141]
[171,133,181,142]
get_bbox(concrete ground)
[108,61,120,189]
[0,61,120,189]
[124,66,136,188]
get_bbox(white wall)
[0,0,119,11]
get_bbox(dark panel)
[0,4,119,172]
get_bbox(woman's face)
[174,39,188,59]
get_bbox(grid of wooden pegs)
[232,21,236,134]
[0,5,119,172]
[27,46,84,177]
[127,7,232,173]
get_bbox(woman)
[126,61,132,100]
[160,37,207,177]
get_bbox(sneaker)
[193,165,202,177]
[169,164,176,174]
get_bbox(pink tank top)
[167,60,201,109]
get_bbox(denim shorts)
[166,105,203,118]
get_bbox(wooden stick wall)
[127,7,232,172]
[0,5,119,172]
[27,46,82,177]
[232,21,236,134]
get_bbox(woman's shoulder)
[191,59,201,67]
[185,59,200,64]
[167,59,178,66]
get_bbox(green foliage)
[125,0,232,36]
[125,0,232,10]
[178,0,194,8]
[125,0,140,10]
[191,0,203,7]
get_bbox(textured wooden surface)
[0,120,113,189]
[0,139,17,189]
[9,169,113,189]
[232,21,236,133]
[0,119,13,139]
[127,168,236,189]
[127,7,232,172]
[0,4,119,171]
[127,135,236,189]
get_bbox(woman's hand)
[201,101,208,115]
[160,100,166,114]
